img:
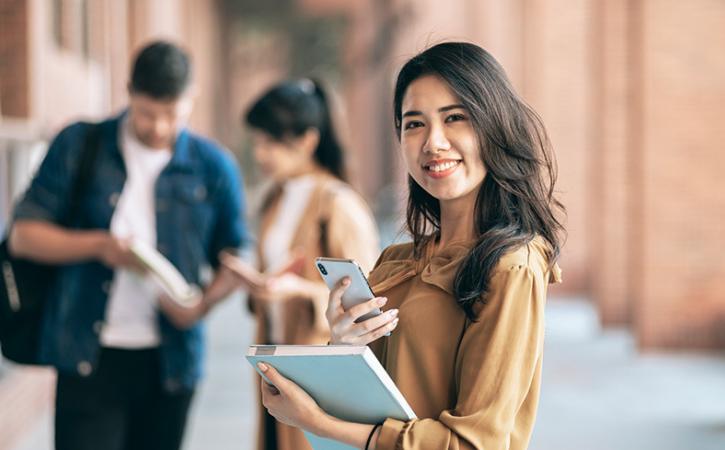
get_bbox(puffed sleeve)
[376,264,546,450]
[309,187,381,332]
[326,188,380,273]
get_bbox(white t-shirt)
[262,174,317,344]
[100,119,172,348]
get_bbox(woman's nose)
[423,123,451,154]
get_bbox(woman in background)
[254,43,565,450]
[223,78,380,450]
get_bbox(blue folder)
[247,345,416,450]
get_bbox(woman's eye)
[445,113,467,123]
[403,120,424,130]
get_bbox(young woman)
[254,43,565,450]
[224,78,380,450]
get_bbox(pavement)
[9,294,257,450]
[530,300,725,450]
[8,296,725,450]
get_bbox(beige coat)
[253,170,380,450]
[367,236,561,450]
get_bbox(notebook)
[246,344,416,450]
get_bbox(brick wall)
[591,0,636,326]
[0,0,30,117]
[521,0,594,295]
[634,0,725,349]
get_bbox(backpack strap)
[61,124,102,227]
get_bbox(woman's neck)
[437,190,478,248]
[284,161,321,181]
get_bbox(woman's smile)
[422,158,463,178]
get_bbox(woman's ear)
[295,128,320,158]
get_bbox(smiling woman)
[257,42,565,450]
[399,75,486,206]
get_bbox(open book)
[129,240,201,307]
[247,345,416,450]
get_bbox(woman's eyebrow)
[439,104,465,112]
[402,104,466,118]
[402,110,422,118]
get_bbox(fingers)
[357,316,400,344]
[260,376,280,396]
[332,317,400,346]
[351,308,398,336]
[327,277,350,321]
[221,253,266,288]
[259,363,283,410]
[337,296,388,330]
[331,301,400,345]
[257,362,288,391]
[115,238,144,271]
[328,295,395,345]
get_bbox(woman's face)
[400,74,487,205]
[251,130,313,181]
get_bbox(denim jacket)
[13,113,248,390]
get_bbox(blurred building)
[267,0,725,351]
[0,0,228,225]
[234,0,725,351]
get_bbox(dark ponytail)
[245,78,347,181]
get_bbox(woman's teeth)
[427,161,460,172]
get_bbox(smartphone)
[315,257,382,322]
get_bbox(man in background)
[9,41,247,450]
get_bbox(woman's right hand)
[325,277,399,345]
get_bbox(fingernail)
[257,362,268,372]
[392,318,399,327]
[342,277,351,285]
[377,297,388,306]
[388,309,399,318]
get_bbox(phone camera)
[317,263,328,275]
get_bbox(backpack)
[0,124,101,364]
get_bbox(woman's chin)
[426,184,481,204]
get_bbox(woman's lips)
[423,159,462,179]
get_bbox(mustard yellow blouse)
[367,236,561,450]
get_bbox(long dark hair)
[245,78,347,181]
[394,42,566,319]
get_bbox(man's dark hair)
[129,41,191,99]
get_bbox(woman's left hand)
[258,362,331,436]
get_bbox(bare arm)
[201,264,244,308]
[11,220,108,264]
[9,219,144,272]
